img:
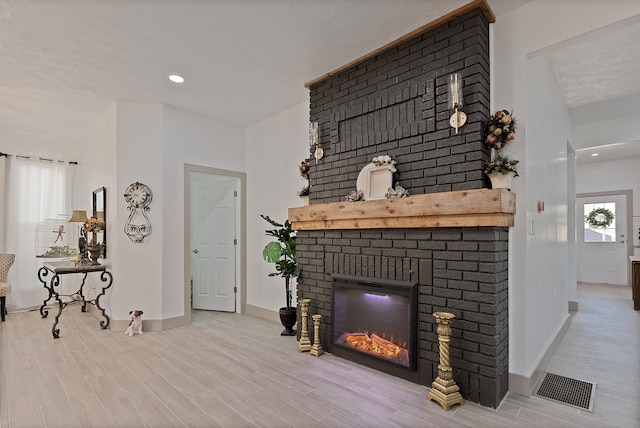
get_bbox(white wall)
[111,103,245,325]
[493,0,640,387]
[0,131,84,161]
[574,113,640,150]
[85,104,118,203]
[567,144,577,303]
[577,155,640,257]
[577,156,640,213]
[512,53,572,376]
[245,100,309,314]
[77,105,118,303]
[162,105,245,319]
[113,103,165,322]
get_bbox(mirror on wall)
[92,187,107,258]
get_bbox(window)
[584,202,616,242]
[2,156,79,311]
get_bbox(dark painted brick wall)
[308,9,491,203]
[298,7,508,409]
[296,227,509,408]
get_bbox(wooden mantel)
[289,188,515,230]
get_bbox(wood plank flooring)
[1,283,638,427]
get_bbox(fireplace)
[291,3,512,408]
[331,274,418,381]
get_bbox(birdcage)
[35,214,79,258]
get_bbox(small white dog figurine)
[125,310,144,337]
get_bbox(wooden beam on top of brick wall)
[304,0,496,88]
[289,188,515,230]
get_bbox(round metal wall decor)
[124,181,153,243]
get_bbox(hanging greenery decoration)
[585,208,614,228]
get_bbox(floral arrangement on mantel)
[482,154,519,177]
[372,155,398,172]
[385,182,409,199]
[346,155,407,201]
[297,158,311,197]
[345,190,363,202]
[482,109,520,179]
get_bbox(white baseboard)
[509,312,573,396]
[87,306,187,332]
[245,304,280,324]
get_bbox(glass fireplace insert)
[331,273,418,378]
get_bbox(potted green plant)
[261,214,301,336]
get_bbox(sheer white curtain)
[2,155,79,311]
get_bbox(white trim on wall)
[183,163,247,324]
[577,189,633,287]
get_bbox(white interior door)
[577,194,628,285]
[191,173,237,311]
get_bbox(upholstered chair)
[0,254,15,322]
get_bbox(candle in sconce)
[447,73,466,133]
[309,122,319,147]
[448,73,463,109]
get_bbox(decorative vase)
[88,247,101,265]
[300,195,309,206]
[488,171,516,190]
[279,307,297,336]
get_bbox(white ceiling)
[0,0,638,161]
[543,12,640,164]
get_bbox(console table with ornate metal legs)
[38,261,113,338]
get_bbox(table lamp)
[69,210,89,265]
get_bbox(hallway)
[533,283,640,426]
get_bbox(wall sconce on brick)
[308,121,323,162]
[448,73,466,133]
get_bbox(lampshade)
[68,210,89,223]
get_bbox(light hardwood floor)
[1,283,638,428]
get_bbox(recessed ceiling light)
[169,74,185,83]
[591,153,599,157]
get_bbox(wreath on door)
[585,207,614,228]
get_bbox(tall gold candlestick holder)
[310,314,324,357]
[428,311,464,411]
[298,299,312,352]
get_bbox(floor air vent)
[534,372,596,412]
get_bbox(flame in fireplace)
[337,332,409,366]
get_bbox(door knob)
[193,249,199,254]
